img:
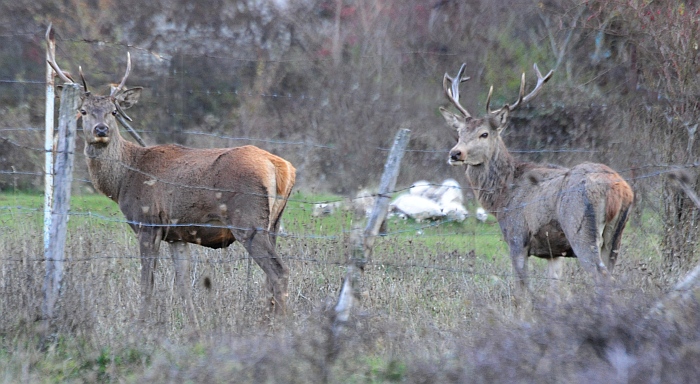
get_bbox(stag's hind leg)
[236,228,289,315]
[559,192,611,283]
[169,242,200,328]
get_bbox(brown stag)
[439,63,633,295]
[47,35,296,324]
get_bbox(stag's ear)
[489,108,510,133]
[439,107,464,131]
[115,87,143,110]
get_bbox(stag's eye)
[111,110,118,116]
[480,132,489,139]
[80,109,87,116]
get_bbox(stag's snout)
[448,148,465,165]
[94,124,109,138]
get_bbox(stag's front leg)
[508,244,531,309]
[138,229,161,323]
[169,241,200,328]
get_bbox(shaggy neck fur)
[466,139,517,213]
[84,132,138,202]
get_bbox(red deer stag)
[439,63,633,295]
[47,37,296,324]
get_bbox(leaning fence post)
[41,82,80,334]
[648,170,700,319]
[332,128,411,329]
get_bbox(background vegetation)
[1,0,700,382]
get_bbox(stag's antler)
[78,66,89,94]
[110,52,131,97]
[45,24,75,85]
[443,63,472,119]
[487,63,554,114]
[109,52,135,122]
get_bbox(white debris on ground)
[311,180,490,224]
[476,207,489,223]
[389,179,470,222]
[311,189,376,218]
[442,201,469,222]
[312,201,345,217]
[389,193,445,222]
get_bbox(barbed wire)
[0,34,684,280]
[0,80,44,85]
[0,126,609,155]
[0,201,503,240]
[0,127,44,132]
[0,124,688,165]
[0,159,692,211]
[0,249,659,293]
[0,148,686,190]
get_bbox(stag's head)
[440,63,553,167]
[78,85,142,146]
[45,25,142,147]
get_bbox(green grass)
[0,191,121,216]
[2,189,493,233]
[0,191,124,230]
[284,190,503,248]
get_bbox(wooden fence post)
[43,25,55,264]
[41,82,80,334]
[332,128,411,329]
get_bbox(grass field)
[1,190,698,382]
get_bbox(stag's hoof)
[268,296,287,316]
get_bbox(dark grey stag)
[440,63,634,295]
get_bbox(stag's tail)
[267,156,297,230]
[605,180,634,223]
[603,179,633,271]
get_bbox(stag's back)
[115,144,295,239]
[506,161,632,259]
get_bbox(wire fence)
[0,31,690,319]
[0,161,672,287]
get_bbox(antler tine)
[111,52,132,97]
[486,85,494,113]
[507,63,554,111]
[114,101,133,122]
[45,23,74,84]
[488,73,525,114]
[512,72,526,110]
[522,63,553,103]
[443,63,472,118]
[78,65,89,94]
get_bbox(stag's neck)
[84,136,140,202]
[466,141,518,213]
